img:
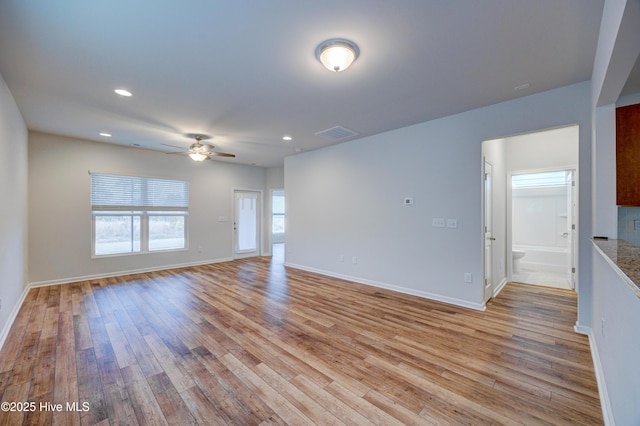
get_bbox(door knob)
[489,237,496,240]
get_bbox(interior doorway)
[510,169,575,289]
[481,125,579,297]
[233,190,261,259]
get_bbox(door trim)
[483,159,494,303]
[232,189,263,259]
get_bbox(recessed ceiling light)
[283,135,292,141]
[99,132,112,137]
[114,88,132,97]
[514,83,531,91]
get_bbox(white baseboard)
[28,257,234,288]
[493,277,509,297]
[0,285,30,351]
[574,323,591,335]
[284,262,486,311]
[586,328,614,425]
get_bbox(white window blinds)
[91,173,189,211]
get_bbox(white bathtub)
[513,245,569,273]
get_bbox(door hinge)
[571,224,575,230]
[572,267,576,273]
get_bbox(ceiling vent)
[315,125,359,141]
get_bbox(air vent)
[315,125,359,141]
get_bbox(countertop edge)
[592,239,640,299]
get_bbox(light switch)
[446,218,458,228]
[432,218,445,228]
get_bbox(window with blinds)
[90,173,189,256]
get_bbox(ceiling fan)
[164,134,236,162]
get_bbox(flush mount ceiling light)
[315,38,360,72]
[114,88,132,97]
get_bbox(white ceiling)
[0,1,604,167]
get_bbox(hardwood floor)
[0,254,602,425]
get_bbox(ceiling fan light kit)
[188,152,208,162]
[315,38,359,72]
[166,134,236,162]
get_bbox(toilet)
[512,250,526,273]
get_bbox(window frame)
[90,173,189,258]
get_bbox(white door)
[484,161,494,302]
[567,171,576,289]
[234,190,261,258]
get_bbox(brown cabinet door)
[616,103,640,206]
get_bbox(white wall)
[28,132,267,284]
[0,74,28,346]
[592,247,640,425]
[285,82,592,311]
[505,126,578,172]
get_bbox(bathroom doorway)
[481,125,579,295]
[510,169,575,289]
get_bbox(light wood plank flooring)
[0,254,602,425]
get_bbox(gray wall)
[285,82,592,311]
[0,73,28,345]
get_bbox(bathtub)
[513,245,569,273]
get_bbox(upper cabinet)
[617,103,640,206]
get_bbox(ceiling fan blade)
[208,152,236,158]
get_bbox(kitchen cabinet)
[616,103,640,206]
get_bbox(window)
[272,190,285,234]
[91,173,189,256]
[512,171,570,188]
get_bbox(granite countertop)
[592,238,640,298]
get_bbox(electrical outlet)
[464,273,473,283]
[352,256,358,264]
[634,220,640,231]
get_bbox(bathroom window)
[512,171,569,188]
